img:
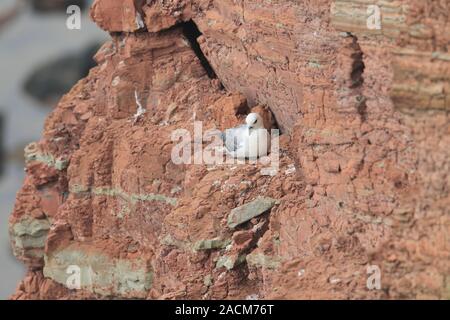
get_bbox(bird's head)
[245,113,264,129]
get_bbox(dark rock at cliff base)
[23,42,100,106]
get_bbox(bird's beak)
[248,125,253,129]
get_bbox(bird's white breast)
[244,128,270,159]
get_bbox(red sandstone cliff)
[9,0,449,299]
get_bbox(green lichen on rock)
[160,234,192,251]
[24,142,68,171]
[70,185,178,206]
[203,275,213,287]
[130,192,177,206]
[43,244,152,298]
[216,254,247,270]
[10,216,51,260]
[193,238,231,251]
[227,197,278,229]
[246,252,282,270]
[161,235,231,252]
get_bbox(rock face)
[9,0,449,300]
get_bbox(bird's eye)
[252,119,257,124]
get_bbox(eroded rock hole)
[182,20,217,79]
[350,36,367,121]
[356,95,367,122]
[350,51,365,88]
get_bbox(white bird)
[222,113,271,159]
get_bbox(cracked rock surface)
[9,0,450,299]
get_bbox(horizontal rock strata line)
[70,185,178,206]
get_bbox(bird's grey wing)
[222,125,247,152]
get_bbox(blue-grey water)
[0,1,107,299]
